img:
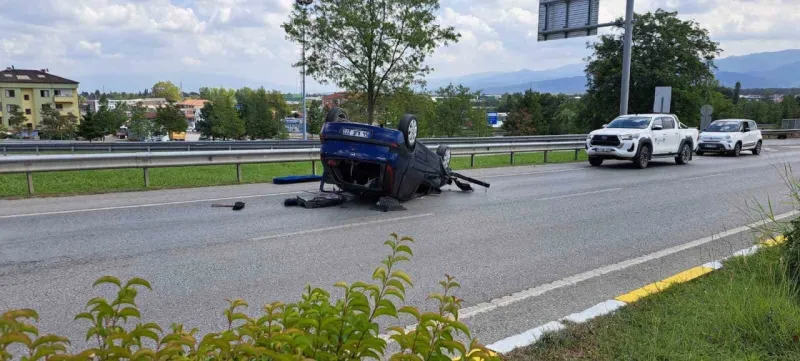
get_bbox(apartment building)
[0,67,80,129]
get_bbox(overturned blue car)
[318,107,489,202]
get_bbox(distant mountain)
[713,49,800,89]
[481,76,587,95]
[714,49,800,74]
[714,71,787,88]
[757,61,800,87]
[426,63,585,91]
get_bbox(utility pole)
[296,0,313,140]
[619,0,635,115]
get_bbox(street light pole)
[619,0,635,115]
[297,0,313,140]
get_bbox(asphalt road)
[2,140,800,352]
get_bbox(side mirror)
[652,125,664,131]
[601,124,607,128]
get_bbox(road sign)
[487,112,499,125]
[653,87,672,113]
[538,0,601,41]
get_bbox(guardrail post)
[143,168,150,187]
[36,146,40,155]
[147,145,151,153]
[187,145,191,151]
[510,152,515,165]
[108,145,112,152]
[544,150,549,163]
[470,154,475,168]
[26,172,34,194]
[71,145,75,154]
[574,149,579,160]
[2,146,6,156]
[228,145,232,151]
[236,164,242,183]
[312,161,317,175]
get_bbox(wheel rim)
[735,144,740,155]
[683,145,690,161]
[641,148,649,166]
[756,142,762,152]
[443,149,451,167]
[408,119,418,145]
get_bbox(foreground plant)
[0,233,498,361]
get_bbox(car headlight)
[586,135,592,141]
[620,133,640,141]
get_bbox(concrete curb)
[485,234,787,354]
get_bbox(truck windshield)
[606,117,652,129]
[705,121,741,132]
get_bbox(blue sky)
[1,0,798,92]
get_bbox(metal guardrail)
[0,135,588,155]
[0,141,586,194]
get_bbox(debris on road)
[211,201,246,210]
[372,197,406,212]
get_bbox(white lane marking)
[456,209,798,321]
[0,191,303,219]
[247,213,434,242]
[559,299,627,324]
[764,147,778,152]
[534,188,622,201]
[682,173,725,181]
[487,321,566,354]
[482,168,585,179]
[702,261,724,270]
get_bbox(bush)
[0,234,498,361]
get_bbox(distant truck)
[586,114,699,169]
[169,131,187,141]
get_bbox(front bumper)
[697,142,733,152]
[585,139,639,160]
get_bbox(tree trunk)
[367,91,375,125]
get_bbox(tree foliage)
[152,81,182,103]
[0,234,499,361]
[6,106,27,133]
[431,84,484,137]
[283,0,460,124]
[307,99,325,136]
[40,105,78,140]
[155,104,187,134]
[127,103,155,140]
[236,87,289,139]
[584,9,721,128]
[77,109,104,141]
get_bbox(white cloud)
[0,0,797,92]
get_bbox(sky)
[1,0,798,93]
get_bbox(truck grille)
[591,135,621,147]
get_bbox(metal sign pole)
[619,0,635,115]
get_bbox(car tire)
[436,145,452,169]
[325,107,348,123]
[398,114,418,150]
[752,140,762,155]
[633,144,651,169]
[675,143,691,165]
[588,157,603,167]
[730,142,741,157]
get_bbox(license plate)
[702,144,715,148]
[342,128,370,138]
[595,147,614,152]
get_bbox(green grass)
[0,150,587,198]
[504,245,800,361]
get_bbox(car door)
[747,121,759,147]
[660,116,680,153]
[650,117,667,154]
[740,121,754,148]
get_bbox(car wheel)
[634,144,650,169]
[752,140,762,155]
[398,114,418,150]
[436,145,452,169]
[588,157,603,167]
[325,107,348,123]
[730,142,741,157]
[675,143,691,165]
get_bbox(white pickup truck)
[585,114,699,169]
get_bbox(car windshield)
[606,117,652,129]
[705,121,741,132]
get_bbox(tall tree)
[7,106,27,134]
[155,104,188,133]
[127,102,154,140]
[283,0,460,124]
[733,81,742,105]
[584,9,721,128]
[152,81,182,103]
[307,99,325,136]
[782,95,800,120]
[77,109,104,141]
[503,90,544,136]
[40,105,64,139]
[431,84,481,137]
[383,87,436,136]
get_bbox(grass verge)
[504,245,800,361]
[0,150,588,198]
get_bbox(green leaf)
[118,307,141,320]
[391,270,413,286]
[32,334,70,348]
[449,320,471,337]
[92,275,121,288]
[73,312,94,322]
[0,332,32,347]
[398,306,421,320]
[4,309,39,321]
[131,349,156,361]
[124,277,152,290]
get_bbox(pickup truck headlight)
[620,133,640,141]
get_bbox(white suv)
[696,119,762,156]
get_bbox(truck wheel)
[752,140,762,155]
[730,142,741,157]
[398,114,418,151]
[675,143,691,165]
[634,144,651,169]
[588,157,603,167]
[436,145,452,169]
[325,107,348,123]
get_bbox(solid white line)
[482,168,585,179]
[457,209,798,320]
[534,188,622,201]
[682,173,725,181]
[0,191,303,219]
[702,261,724,270]
[247,213,434,242]
[559,299,627,324]
[487,321,566,354]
